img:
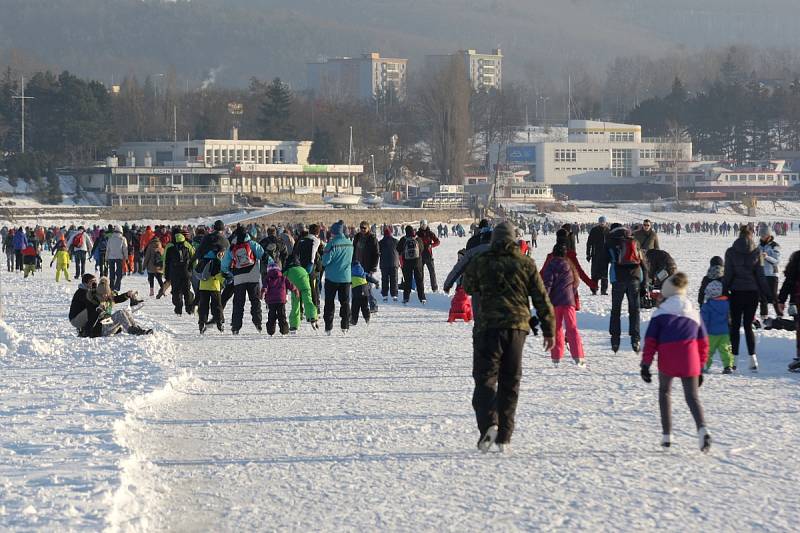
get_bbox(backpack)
[173,244,190,267]
[260,241,279,274]
[404,237,420,260]
[199,257,220,281]
[615,237,640,267]
[73,232,84,248]
[231,241,255,269]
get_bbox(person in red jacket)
[640,272,711,452]
[416,219,440,292]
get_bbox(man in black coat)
[378,227,399,301]
[195,220,231,260]
[466,219,491,250]
[259,226,288,270]
[586,216,610,295]
[353,220,380,311]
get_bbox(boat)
[323,194,361,208]
[363,194,383,207]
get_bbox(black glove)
[528,315,540,336]
[640,363,652,383]
[698,374,704,388]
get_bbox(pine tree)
[258,78,295,140]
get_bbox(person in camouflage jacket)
[463,221,555,451]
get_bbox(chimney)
[231,126,239,141]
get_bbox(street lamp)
[370,154,377,190]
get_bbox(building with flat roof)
[307,52,407,101]
[426,49,503,91]
[492,120,693,199]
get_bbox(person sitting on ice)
[81,276,150,337]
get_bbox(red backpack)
[616,237,641,267]
[231,241,255,269]
[73,232,84,248]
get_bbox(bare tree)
[415,56,471,184]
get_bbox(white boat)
[323,194,361,207]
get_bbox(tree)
[258,78,295,140]
[416,56,471,184]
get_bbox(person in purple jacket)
[262,262,298,336]
[540,243,585,367]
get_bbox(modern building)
[494,120,693,199]
[426,49,503,91]
[307,52,407,101]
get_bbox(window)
[183,147,199,157]
[758,174,766,181]
[554,149,576,162]
[173,175,183,185]
[611,149,633,177]
[610,131,634,142]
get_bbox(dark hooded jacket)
[724,236,770,296]
[463,222,555,336]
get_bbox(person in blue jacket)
[322,221,353,334]
[700,273,735,374]
[221,225,265,334]
[12,226,28,272]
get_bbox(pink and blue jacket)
[641,295,709,378]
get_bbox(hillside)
[1,0,799,88]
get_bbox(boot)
[749,354,759,372]
[477,425,498,453]
[698,427,712,453]
[149,287,155,297]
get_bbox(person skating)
[105,226,128,292]
[196,250,225,334]
[163,230,196,316]
[724,226,771,372]
[259,226,288,270]
[321,221,353,334]
[50,241,71,282]
[700,273,735,374]
[378,227,399,302]
[397,225,426,304]
[67,226,92,280]
[758,226,781,324]
[352,220,380,311]
[350,260,379,326]
[466,219,491,250]
[417,219,440,292]
[295,224,323,310]
[12,226,27,272]
[542,228,597,294]
[586,216,610,295]
[463,221,555,452]
[607,224,648,353]
[221,225,265,334]
[640,273,711,452]
[262,262,296,336]
[142,237,165,297]
[541,242,585,366]
[91,229,109,278]
[283,254,319,333]
[4,229,15,272]
[21,242,40,278]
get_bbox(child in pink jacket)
[640,272,711,452]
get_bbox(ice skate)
[632,339,641,354]
[722,366,733,374]
[477,425,498,453]
[573,358,586,367]
[661,434,671,448]
[698,427,712,453]
[496,443,511,454]
[611,339,620,353]
[552,360,560,368]
[750,354,759,372]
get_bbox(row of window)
[554,149,577,162]
[640,149,681,159]
[724,173,800,182]
[554,167,608,172]
[609,131,635,142]
[205,148,286,165]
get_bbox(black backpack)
[404,238,420,260]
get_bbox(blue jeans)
[108,259,124,292]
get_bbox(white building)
[117,136,312,168]
[426,49,503,91]
[493,120,692,198]
[307,52,407,101]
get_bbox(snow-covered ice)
[1,211,799,531]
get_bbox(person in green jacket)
[283,255,319,332]
[463,221,556,453]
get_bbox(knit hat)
[598,216,607,224]
[213,220,225,231]
[759,225,772,238]
[331,221,344,236]
[419,219,429,229]
[660,272,688,300]
[704,279,724,301]
[490,221,515,245]
[95,277,113,300]
[709,256,724,267]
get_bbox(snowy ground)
[1,215,799,531]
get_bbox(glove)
[528,315,540,336]
[640,363,652,383]
[698,374,704,388]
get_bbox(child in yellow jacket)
[51,242,71,281]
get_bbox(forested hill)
[1,0,799,88]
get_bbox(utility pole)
[12,76,34,153]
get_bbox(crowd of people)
[4,209,800,456]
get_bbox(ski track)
[2,223,800,531]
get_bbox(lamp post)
[370,154,377,190]
[11,76,34,153]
